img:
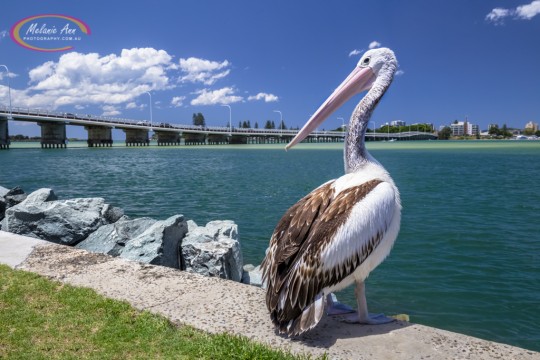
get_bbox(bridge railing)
[0,105,437,139]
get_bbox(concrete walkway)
[1,230,538,360]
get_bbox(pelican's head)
[286,48,397,150]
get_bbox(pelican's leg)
[343,280,395,324]
[326,293,355,315]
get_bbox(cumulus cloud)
[125,102,145,110]
[170,96,186,107]
[0,70,18,81]
[191,87,243,106]
[348,49,362,57]
[102,105,121,116]
[395,70,405,76]
[486,1,540,24]
[179,57,231,86]
[14,47,174,110]
[0,30,7,42]
[516,0,540,19]
[368,41,381,49]
[1,48,280,117]
[247,92,279,102]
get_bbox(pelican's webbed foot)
[342,312,396,325]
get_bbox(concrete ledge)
[1,231,538,360]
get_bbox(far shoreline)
[3,139,540,151]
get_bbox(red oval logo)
[10,14,91,52]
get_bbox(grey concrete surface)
[1,230,538,360]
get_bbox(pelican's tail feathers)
[286,292,326,336]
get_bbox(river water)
[1,140,539,351]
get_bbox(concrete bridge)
[0,105,437,149]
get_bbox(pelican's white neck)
[344,62,396,174]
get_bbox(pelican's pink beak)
[286,66,377,150]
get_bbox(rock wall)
[0,184,248,283]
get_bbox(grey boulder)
[1,188,123,245]
[76,216,157,256]
[181,220,243,282]
[242,264,265,288]
[119,215,188,269]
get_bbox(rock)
[181,220,243,282]
[23,188,58,204]
[120,215,188,268]
[4,186,27,208]
[76,217,157,256]
[0,185,9,198]
[1,193,122,245]
[242,264,265,288]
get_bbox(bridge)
[0,105,437,149]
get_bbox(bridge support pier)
[85,126,113,147]
[230,135,247,144]
[0,118,9,150]
[124,129,149,146]
[207,134,228,145]
[39,122,67,149]
[183,133,206,145]
[155,131,181,146]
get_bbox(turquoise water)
[1,140,539,351]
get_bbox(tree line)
[193,112,296,130]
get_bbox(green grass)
[0,264,320,360]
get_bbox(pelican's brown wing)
[261,179,388,335]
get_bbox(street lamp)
[369,120,376,133]
[273,110,282,136]
[221,104,232,135]
[0,65,13,120]
[337,117,345,131]
[145,91,153,128]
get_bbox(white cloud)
[179,57,231,86]
[348,49,362,57]
[171,96,186,107]
[16,47,174,110]
[247,92,279,102]
[191,87,243,106]
[0,70,18,81]
[0,30,7,42]
[516,0,540,19]
[395,70,405,76]
[2,48,280,116]
[486,1,540,24]
[102,105,121,116]
[486,8,512,23]
[368,41,381,49]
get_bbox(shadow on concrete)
[284,315,413,349]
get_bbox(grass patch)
[0,264,320,359]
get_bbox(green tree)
[438,126,452,140]
[278,120,286,130]
[254,122,259,129]
[501,123,511,138]
[264,120,273,129]
[489,124,500,136]
[192,113,206,127]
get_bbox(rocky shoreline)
[0,184,262,285]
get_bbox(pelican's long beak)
[286,66,376,150]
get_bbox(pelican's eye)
[361,56,371,66]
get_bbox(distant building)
[391,120,406,126]
[525,121,538,132]
[450,120,479,136]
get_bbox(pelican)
[261,48,401,336]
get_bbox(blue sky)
[1,0,539,138]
